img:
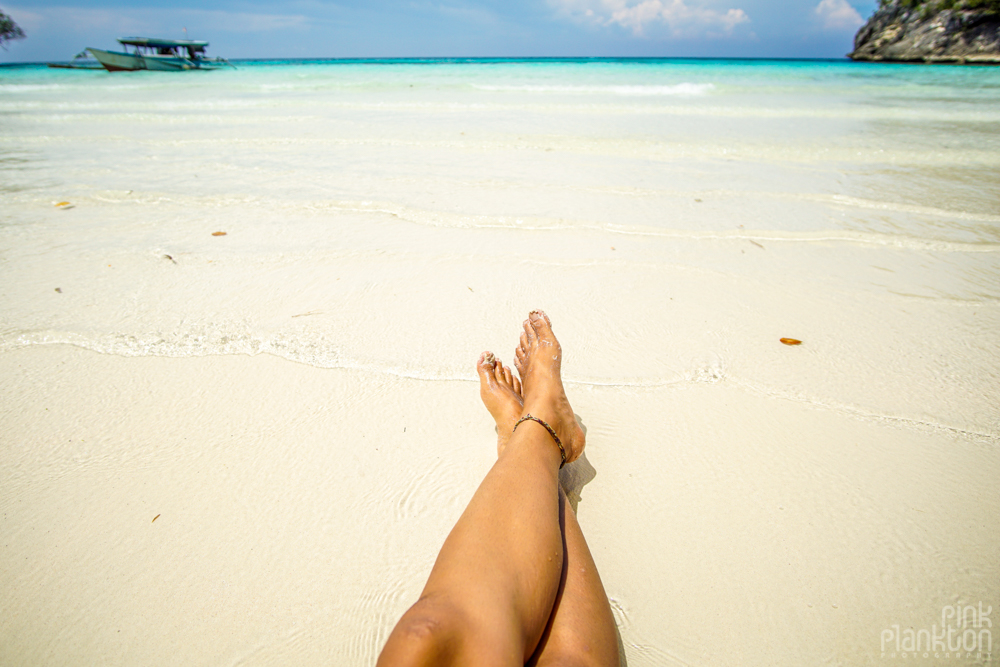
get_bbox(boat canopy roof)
[118,37,209,50]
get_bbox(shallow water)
[1,58,998,437]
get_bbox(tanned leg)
[477,329,620,667]
[530,489,621,667]
[377,311,585,666]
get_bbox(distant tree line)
[1,8,26,48]
[879,0,1000,13]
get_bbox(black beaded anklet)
[513,413,566,468]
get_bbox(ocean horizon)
[7,55,864,65]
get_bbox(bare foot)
[513,310,585,464]
[476,351,523,456]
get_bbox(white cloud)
[551,0,749,37]
[813,0,863,31]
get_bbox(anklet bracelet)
[513,414,566,468]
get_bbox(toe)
[477,351,498,386]
[512,375,521,395]
[529,309,551,326]
[523,319,537,346]
[493,359,507,385]
[502,364,513,386]
[528,309,554,341]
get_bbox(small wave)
[601,226,1000,253]
[724,375,1000,445]
[820,194,1000,224]
[308,199,1000,252]
[563,372,998,442]
[7,332,996,443]
[71,191,1000,253]
[1,331,475,383]
[471,83,715,96]
[0,84,73,93]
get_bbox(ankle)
[510,415,566,468]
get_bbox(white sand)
[1,344,996,665]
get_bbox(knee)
[378,597,467,666]
[395,600,462,645]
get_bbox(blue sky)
[2,0,877,62]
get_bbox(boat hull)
[87,48,223,72]
[87,48,146,71]
[47,62,104,70]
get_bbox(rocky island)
[850,0,1000,63]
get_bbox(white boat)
[87,37,231,71]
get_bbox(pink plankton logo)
[881,602,992,660]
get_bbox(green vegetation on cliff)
[852,0,1000,61]
[881,0,1000,14]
